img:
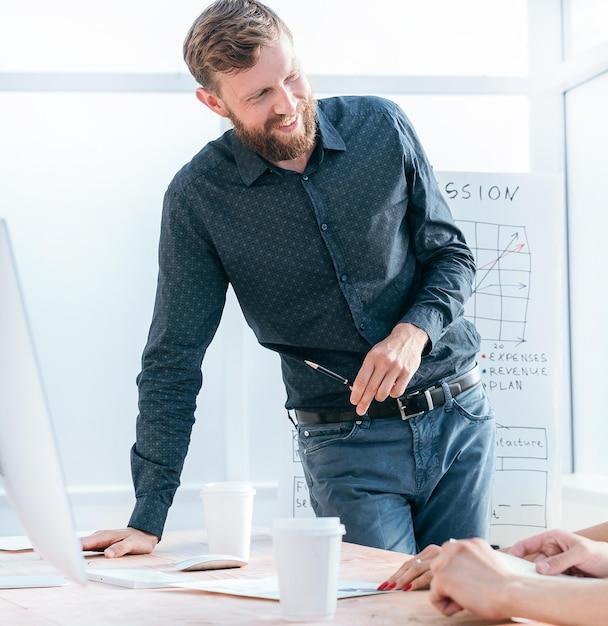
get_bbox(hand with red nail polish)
[376,581,389,591]
[380,543,442,591]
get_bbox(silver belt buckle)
[397,388,434,420]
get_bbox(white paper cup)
[272,517,346,622]
[200,481,256,561]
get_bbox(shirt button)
[321,223,328,231]
[359,323,365,330]
[341,275,348,282]
[302,175,309,181]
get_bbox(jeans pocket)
[451,384,495,423]
[297,420,360,454]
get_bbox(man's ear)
[195,87,230,118]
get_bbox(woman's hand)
[429,538,517,619]
[510,528,608,578]
[376,543,442,591]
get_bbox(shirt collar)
[233,103,347,186]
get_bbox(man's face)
[203,34,317,166]
[228,93,317,164]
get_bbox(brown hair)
[183,0,293,93]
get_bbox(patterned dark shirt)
[129,95,480,538]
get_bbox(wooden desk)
[0,529,555,625]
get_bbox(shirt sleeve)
[391,102,477,350]
[128,185,229,539]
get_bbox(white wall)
[0,89,286,533]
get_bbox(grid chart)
[458,220,531,344]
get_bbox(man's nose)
[273,86,297,115]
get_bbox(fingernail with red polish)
[386,582,397,591]
[403,583,412,591]
[377,581,388,591]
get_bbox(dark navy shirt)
[129,95,480,538]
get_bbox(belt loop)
[441,380,454,413]
[423,388,434,411]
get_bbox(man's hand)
[350,322,428,415]
[80,528,158,558]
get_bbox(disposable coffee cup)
[272,517,346,622]
[200,481,256,561]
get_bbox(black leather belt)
[294,364,481,425]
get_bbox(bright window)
[565,72,608,474]
[276,0,528,76]
[565,0,608,57]
[0,0,528,76]
[0,0,203,73]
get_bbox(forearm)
[128,441,187,539]
[575,521,608,542]
[130,363,201,539]
[501,576,608,626]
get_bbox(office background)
[0,0,607,535]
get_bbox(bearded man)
[82,0,495,559]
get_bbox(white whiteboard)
[278,172,567,548]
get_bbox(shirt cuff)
[401,306,444,353]
[127,496,170,541]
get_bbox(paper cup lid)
[272,517,346,536]
[200,481,256,495]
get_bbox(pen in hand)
[304,360,350,387]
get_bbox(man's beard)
[229,96,317,164]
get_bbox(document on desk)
[174,576,390,599]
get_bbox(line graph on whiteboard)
[457,221,531,344]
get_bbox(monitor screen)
[0,218,86,585]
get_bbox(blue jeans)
[296,378,495,554]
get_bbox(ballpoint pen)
[304,360,350,386]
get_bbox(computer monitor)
[0,218,86,585]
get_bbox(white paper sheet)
[174,576,391,600]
